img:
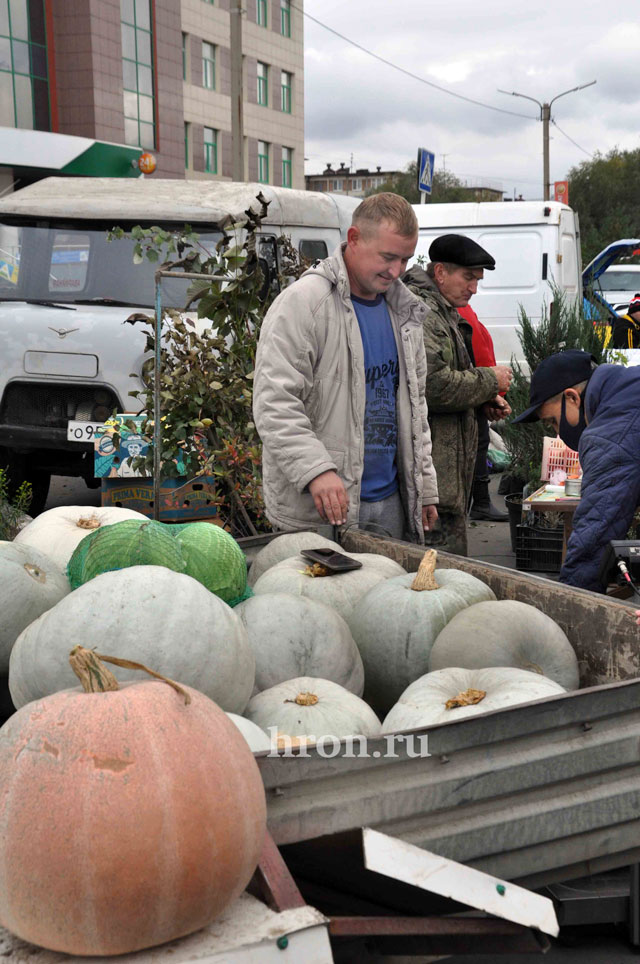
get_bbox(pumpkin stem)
[69,646,191,705]
[301,563,331,578]
[445,687,486,710]
[76,515,101,530]
[69,646,119,693]
[285,692,319,706]
[410,550,440,591]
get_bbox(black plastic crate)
[515,523,564,573]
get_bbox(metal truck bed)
[256,532,640,892]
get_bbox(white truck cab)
[411,200,582,365]
[0,177,359,511]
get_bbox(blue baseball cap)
[512,349,598,423]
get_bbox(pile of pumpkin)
[0,507,579,956]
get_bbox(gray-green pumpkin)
[9,565,255,713]
[347,550,496,716]
[0,541,70,672]
[252,551,405,622]
[247,531,341,587]
[429,599,579,690]
[236,592,364,696]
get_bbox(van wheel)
[0,449,51,517]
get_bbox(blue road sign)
[417,148,435,195]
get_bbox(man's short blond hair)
[352,193,418,239]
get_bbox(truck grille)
[0,382,120,428]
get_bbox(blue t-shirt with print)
[351,294,399,502]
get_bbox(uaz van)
[0,177,359,511]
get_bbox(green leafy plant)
[0,466,32,541]
[111,195,305,536]
[568,146,640,265]
[502,284,609,490]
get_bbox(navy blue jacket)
[560,364,640,592]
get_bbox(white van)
[0,177,359,510]
[411,200,582,365]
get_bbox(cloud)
[302,0,640,198]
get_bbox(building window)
[258,140,269,183]
[256,0,267,27]
[257,61,268,106]
[0,0,50,130]
[121,0,155,149]
[280,0,291,37]
[280,70,291,113]
[282,146,292,188]
[181,32,187,80]
[204,126,217,173]
[202,41,215,89]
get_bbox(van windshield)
[0,221,223,308]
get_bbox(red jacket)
[457,304,496,367]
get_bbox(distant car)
[582,238,640,320]
[599,264,640,313]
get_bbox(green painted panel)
[61,141,142,178]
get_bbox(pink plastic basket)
[540,437,581,481]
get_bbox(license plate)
[67,421,103,442]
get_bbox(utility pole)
[541,102,550,204]
[230,3,245,181]
[498,81,596,200]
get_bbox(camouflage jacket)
[403,266,498,514]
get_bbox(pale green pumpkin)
[246,676,381,743]
[9,565,255,713]
[0,541,70,672]
[252,551,405,622]
[429,598,579,690]
[384,666,566,732]
[14,505,148,571]
[236,592,364,696]
[247,531,341,587]
[347,551,496,717]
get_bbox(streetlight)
[498,81,596,200]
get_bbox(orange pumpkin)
[0,649,266,956]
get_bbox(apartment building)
[0,0,304,190]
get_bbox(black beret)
[429,234,496,270]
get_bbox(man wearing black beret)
[403,234,512,555]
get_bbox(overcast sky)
[302,0,640,200]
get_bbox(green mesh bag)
[171,522,249,606]
[67,520,186,590]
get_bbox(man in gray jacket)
[253,193,439,542]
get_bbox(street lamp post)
[498,81,596,200]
